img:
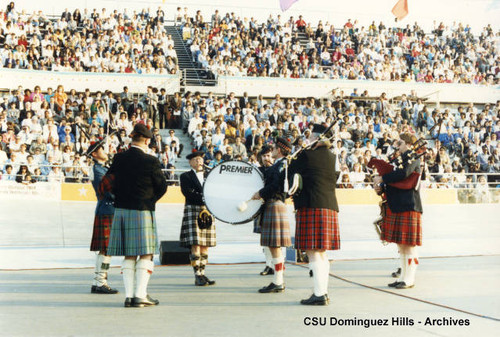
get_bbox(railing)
[3,165,498,189]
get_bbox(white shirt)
[192,169,204,186]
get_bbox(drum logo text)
[219,164,253,175]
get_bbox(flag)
[280,0,299,12]
[391,0,409,21]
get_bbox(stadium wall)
[0,183,469,205]
[0,69,181,93]
[192,76,500,103]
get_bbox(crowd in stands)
[0,2,179,74]
[0,3,498,85]
[184,10,499,84]
[1,82,498,193]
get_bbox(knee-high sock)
[93,254,104,286]
[135,259,154,299]
[263,247,273,268]
[121,259,136,298]
[321,256,330,295]
[403,254,418,286]
[272,256,285,285]
[398,253,406,282]
[309,253,327,296]
[190,254,201,276]
[200,253,208,276]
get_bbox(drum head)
[203,160,264,224]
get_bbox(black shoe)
[133,295,159,307]
[124,297,133,308]
[391,268,402,278]
[258,282,285,293]
[93,284,119,294]
[309,270,313,277]
[202,275,216,285]
[260,266,274,275]
[91,285,96,293]
[195,275,208,286]
[395,282,414,289]
[300,294,329,305]
[388,281,402,288]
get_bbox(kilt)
[295,208,340,251]
[253,215,262,234]
[381,207,422,246]
[260,201,292,248]
[107,208,159,256]
[90,214,113,252]
[180,204,216,247]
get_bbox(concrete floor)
[0,257,499,337]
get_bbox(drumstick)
[237,199,252,212]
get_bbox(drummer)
[179,150,217,286]
[251,137,293,293]
[254,146,275,276]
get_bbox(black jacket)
[382,159,423,213]
[289,146,339,211]
[259,158,287,202]
[180,169,205,206]
[107,147,167,211]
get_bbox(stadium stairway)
[165,25,213,86]
[159,128,194,171]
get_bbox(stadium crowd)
[0,3,498,84]
[0,83,499,193]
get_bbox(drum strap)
[283,160,289,194]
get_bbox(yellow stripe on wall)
[60,183,458,205]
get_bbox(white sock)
[121,259,136,298]
[398,253,406,282]
[272,257,285,285]
[321,257,330,296]
[263,247,273,268]
[135,259,154,299]
[93,254,104,286]
[403,254,418,286]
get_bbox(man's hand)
[251,192,261,200]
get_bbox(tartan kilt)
[381,207,422,246]
[260,201,292,248]
[90,214,113,252]
[295,208,340,251]
[253,214,262,234]
[180,204,216,247]
[107,208,159,256]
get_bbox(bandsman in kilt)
[105,124,168,308]
[88,141,118,294]
[252,138,292,293]
[253,145,275,276]
[288,124,340,306]
[179,150,217,286]
[373,133,423,289]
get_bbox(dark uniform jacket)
[289,145,339,211]
[92,162,114,215]
[180,169,205,206]
[106,147,167,211]
[382,159,423,213]
[259,158,287,202]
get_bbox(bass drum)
[203,160,264,224]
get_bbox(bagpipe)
[367,137,427,192]
[285,118,340,196]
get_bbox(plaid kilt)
[381,207,422,246]
[260,201,292,248]
[90,214,113,252]
[107,208,159,256]
[253,215,262,234]
[180,204,216,247]
[295,208,340,251]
